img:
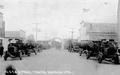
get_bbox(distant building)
[82,22,117,41]
[3,30,26,51]
[5,30,26,42]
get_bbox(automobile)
[25,43,37,56]
[4,43,22,61]
[97,40,119,64]
[86,41,100,59]
[78,41,89,56]
[72,42,81,53]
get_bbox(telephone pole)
[118,0,120,48]
[33,23,40,41]
[71,29,73,40]
[70,28,74,40]
[69,28,74,52]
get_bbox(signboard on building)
[5,30,26,41]
[84,22,117,41]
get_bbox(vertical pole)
[118,0,120,48]
[71,29,74,52]
[33,23,40,42]
[36,24,38,41]
[71,29,74,40]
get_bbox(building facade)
[3,30,26,51]
[5,30,26,42]
[83,22,117,41]
[0,12,5,46]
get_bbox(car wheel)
[4,54,8,61]
[34,51,37,55]
[86,51,91,59]
[19,56,22,60]
[79,50,82,56]
[98,53,103,63]
[27,53,30,56]
[113,54,119,64]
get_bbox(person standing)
[0,45,4,57]
[5,65,17,75]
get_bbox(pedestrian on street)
[0,44,4,57]
[5,65,17,75]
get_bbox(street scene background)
[0,0,120,75]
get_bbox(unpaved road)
[0,48,120,75]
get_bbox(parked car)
[4,43,22,61]
[97,39,119,64]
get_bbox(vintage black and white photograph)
[0,0,120,75]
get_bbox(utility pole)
[118,0,120,48]
[33,23,40,41]
[71,29,74,40]
[70,28,74,52]
[70,28,74,40]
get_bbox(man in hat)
[0,44,4,57]
[5,65,17,75]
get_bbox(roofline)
[84,22,117,24]
[6,30,25,33]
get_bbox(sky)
[1,0,119,40]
